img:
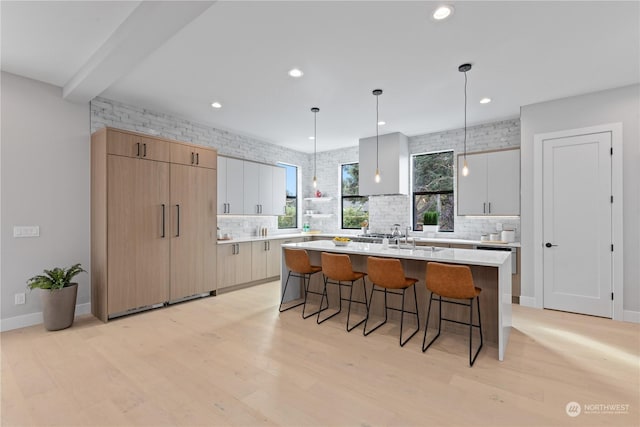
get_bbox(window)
[277,163,298,229]
[341,163,369,229]
[412,151,454,232]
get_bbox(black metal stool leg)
[470,296,483,366]
[302,272,326,319]
[422,293,442,352]
[279,271,305,312]
[363,285,388,336]
[317,276,343,324]
[399,285,420,347]
[346,279,367,332]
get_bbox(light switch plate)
[13,226,40,238]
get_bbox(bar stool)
[279,248,325,319]
[364,257,420,346]
[317,252,369,332]
[422,262,483,366]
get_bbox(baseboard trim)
[623,310,640,324]
[1,303,91,332]
[519,296,537,308]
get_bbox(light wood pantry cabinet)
[457,148,520,216]
[216,242,252,290]
[217,156,244,214]
[91,127,217,321]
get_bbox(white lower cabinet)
[218,237,303,289]
[216,242,252,290]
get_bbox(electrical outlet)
[15,293,26,305]
[13,226,40,238]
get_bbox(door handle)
[483,202,486,214]
[232,244,236,255]
[236,243,240,254]
[226,203,229,213]
[545,242,558,248]
[268,241,270,250]
[191,152,195,164]
[264,241,268,251]
[136,142,140,157]
[143,143,147,157]
[176,204,180,237]
[161,204,166,238]
[196,152,199,165]
[488,202,491,213]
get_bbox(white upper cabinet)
[243,161,261,214]
[359,132,409,196]
[217,157,244,214]
[272,166,286,216]
[457,148,520,216]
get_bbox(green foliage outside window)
[413,151,454,231]
[342,163,369,229]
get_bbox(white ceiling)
[2,1,638,153]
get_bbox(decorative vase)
[423,225,438,233]
[40,283,78,331]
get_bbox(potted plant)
[423,211,439,234]
[27,263,85,331]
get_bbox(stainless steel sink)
[388,244,417,250]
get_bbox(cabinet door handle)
[488,202,491,213]
[268,241,270,250]
[176,204,180,237]
[236,243,240,254]
[232,244,236,255]
[161,204,166,238]
[143,143,147,157]
[136,142,140,157]
[483,202,486,214]
[191,152,195,164]
[264,241,268,251]
[226,203,229,213]
[196,152,199,165]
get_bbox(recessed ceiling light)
[378,121,386,126]
[288,68,304,78]
[211,102,222,109]
[432,5,454,20]
[308,136,315,140]
[479,97,492,104]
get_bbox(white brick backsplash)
[91,97,520,240]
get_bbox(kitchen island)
[281,240,512,361]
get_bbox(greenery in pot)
[423,211,439,227]
[27,264,86,290]
[27,263,86,331]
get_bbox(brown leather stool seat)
[364,257,420,346]
[317,252,369,332]
[279,248,324,319]
[422,262,483,366]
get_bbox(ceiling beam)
[63,1,214,103]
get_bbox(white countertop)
[218,232,520,248]
[281,240,511,268]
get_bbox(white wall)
[520,84,640,313]
[1,72,91,329]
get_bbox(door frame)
[533,123,623,320]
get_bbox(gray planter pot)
[41,283,78,331]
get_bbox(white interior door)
[542,132,612,317]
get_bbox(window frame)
[340,162,369,230]
[277,162,299,229]
[411,150,455,232]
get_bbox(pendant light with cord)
[459,63,471,177]
[373,89,383,183]
[311,107,319,188]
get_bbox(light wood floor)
[2,281,639,426]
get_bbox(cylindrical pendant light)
[459,63,472,177]
[311,107,319,188]
[373,89,383,183]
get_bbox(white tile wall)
[91,97,521,241]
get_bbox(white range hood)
[358,132,409,195]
